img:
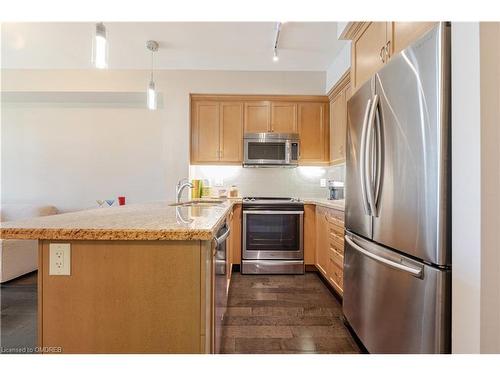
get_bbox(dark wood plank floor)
[0,272,37,353]
[221,272,361,354]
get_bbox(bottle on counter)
[229,185,239,198]
[201,179,212,198]
[191,179,203,199]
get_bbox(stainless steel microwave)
[243,133,300,167]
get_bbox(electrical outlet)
[214,178,224,187]
[49,243,71,276]
[320,178,327,187]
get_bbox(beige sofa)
[0,204,58,283]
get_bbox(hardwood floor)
[221,272,361,354]
[1,271,361,354]
[0,272,37,353]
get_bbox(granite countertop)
[0,200,239,241]
[0,197,342,242]
[303,198,345,212]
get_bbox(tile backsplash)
[190,163,345,199]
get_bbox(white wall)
[325,42,351,93]
[452,22,500,353]
[479,22,500,354]
[1,70,325,212]
[451,22,482,353]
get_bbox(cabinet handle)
[379,46,385,63]
[385,41,391,59]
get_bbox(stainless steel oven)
[243,133,300,167]
[241,197,304,274]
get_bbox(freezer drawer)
[343,232,450,354]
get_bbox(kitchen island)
[0,200,239,354]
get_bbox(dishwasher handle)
[214,225,230,247]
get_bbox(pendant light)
[273,22,282,62]
[92,22,108,69]
[146,40,159,110]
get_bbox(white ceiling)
[1,22,346,71]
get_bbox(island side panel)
[40,240,203,353]
[199,240,214,353]
[37,241,44,350]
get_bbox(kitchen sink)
[169,200,225,207]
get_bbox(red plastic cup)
[118,196,126,206]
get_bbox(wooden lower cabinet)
[304,204,316,265]
[230,203,242,266]
[315,205,345,296]
[315,206,329,275]
[38,239,215,353]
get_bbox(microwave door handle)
[365,94,379,217]
[359,98,372,216]
[285,141,291,164]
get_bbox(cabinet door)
[330,84,350,165]
[271,102,297,133]
[231,204,242,265]
[244,101,270,133]
[219,102,243,163]
[315,206,329,276]
[352,22,389,91]
[191,101,220,163]
[390,22,437,55]
[304,204,316,265]
[298,102,328,164]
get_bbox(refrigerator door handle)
[365,94,379,217]
[359,98,372,216]
[345,235,423,278]
[373,100,383,216]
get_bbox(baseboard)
[232,264,240,272]
[307,265,343,303]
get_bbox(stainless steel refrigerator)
[343,23,451,354]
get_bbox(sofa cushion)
[0,204,58,222]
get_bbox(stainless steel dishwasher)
[213,222,230,354]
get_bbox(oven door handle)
[243,210,304,215]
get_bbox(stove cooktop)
[242,197,302,204]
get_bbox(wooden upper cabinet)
[390,22,437,55]
[270,102,297,133]
[298,102,329,164]
[244,101,270,133]
[329,78,350,165]
[352,22,389,91]
[219,102,243,162]
[191,95,329,166]
[191,100,243,164]
[191,101,220,163]
[348,21,438,93]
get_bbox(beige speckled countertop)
[0,197,343,242]
[0,200,239,241]
[303,198,345,212]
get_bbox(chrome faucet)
[176,178,193,203]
